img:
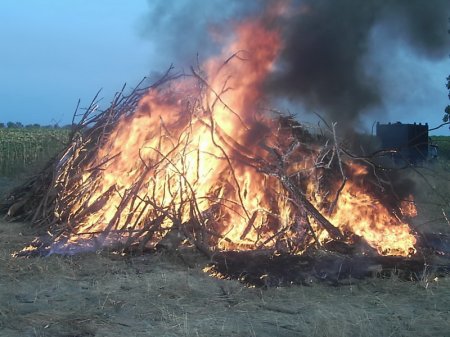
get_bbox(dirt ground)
[0,218,449,337]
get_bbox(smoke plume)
[140,0,265,68]
[269,0,450,123]
[141,0,450,124]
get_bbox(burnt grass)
[1,162,450,337]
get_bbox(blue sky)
[0,1,449,134]
[0,0,155,126]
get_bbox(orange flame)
[55,11,416,256]
[308,165,417,255]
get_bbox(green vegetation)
[444,74,449,123]
[431,136,450,171]
[0,127,70,177]
[431,136,450,160]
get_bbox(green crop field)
[0,128,70,177]
[431,135,450,170]
[431,135,450,159]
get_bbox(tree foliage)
[445,75,450,123]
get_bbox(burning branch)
[2,52,417,258]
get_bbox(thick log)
[278,174,343,240]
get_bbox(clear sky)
[0,0,155,126]
[0,1,449,134]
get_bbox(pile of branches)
[0,70,330,249]
[0,70,177,223]
[1,66,450,286]
[0,67,412,256]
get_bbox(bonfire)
[3,8,448,286]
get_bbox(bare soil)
[0,219,449,337]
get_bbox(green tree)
[445,75,450,123]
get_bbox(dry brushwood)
[1,69,179,224]
[0,63,446,270]
[3,62,450,287]
[0,67,334,254]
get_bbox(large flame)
[52,12,416,256]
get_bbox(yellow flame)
[56,14,416,256]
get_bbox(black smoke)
[268,0,450,124]
[141,0,450,124]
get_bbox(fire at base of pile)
[4,64,417,261]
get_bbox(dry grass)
[1,156,450,337]
[1,219,450,337]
